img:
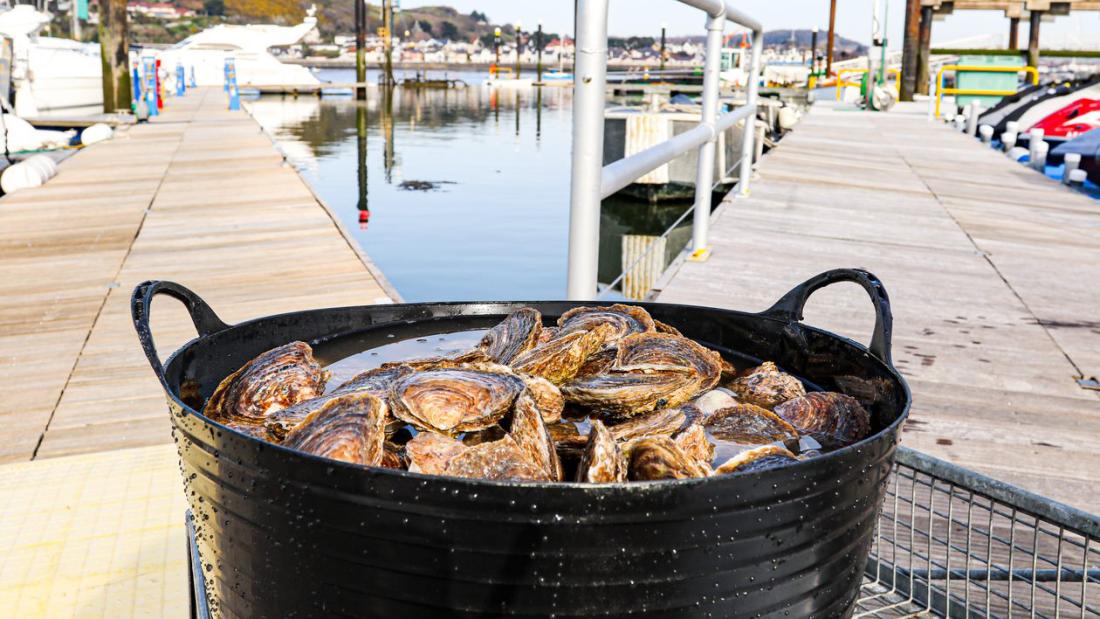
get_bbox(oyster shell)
[282,392,387,466]
[380,443,407,469]
[406,431,469,475]
[574,347,617,379]
[510,391,564,481]
[204,342,328,422]
[536,326,558,345]
[774,392,871,449]
[652,319,682,337]
[479,308,543,364]
[713,445,798,475]
[626,437,710,481]
[381,350,499,372]
[686,389,739,424]
[729,361,806,409]
[704,403,800,445]
[390,368,525,434]
[332,364,414,396]
[511,323,614,384]
[607,407,687,442]
[562,371,700,417]
[443,434,552,481]
[576,419,626,483]
[557,304,656,344]
[673,423,714,465]
[561,333,722,416]
[223,418,273,441]
[520,375,564,423]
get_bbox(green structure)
[955,54,1025,108]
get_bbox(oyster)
[332,364,414,396]
[652,319,682,337]
[673,423,714,465]
[479,308,543,364]
[686,389,739,424]
[381,350,498,372]
[461,425,508,447]
[562,371,701,417]
[574,347,617,379]
[607,407,687,442]
[557,304,656,344]
[614,333,722,378]
[774,392,871,449]
[443,434,551,481]
[282,392,387,466]
[536,326,559,345]
[509,392,563,481]
[380,443,407,469]
[520,375,564,423]
[390,368,524,434]
[704,403,799,445]
[729,361,806,409]
[576,419,626,483]
[204,342,328,422]
[511,323,614,384]
[406,432,469,475]
[223,418,273,441]
[626,437,710,481]
[562,333,722,416]
[713,445,799,475]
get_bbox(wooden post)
[98,0,131,113]
[1008,17,1019,50]
[825,0,837,76]
[382,0,394,87]
[1027,10,1041,68]
[354,0,366,99]
[916,5,932,95]
[537,22,544,82]
[900,0,921,101]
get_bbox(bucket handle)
[761,268,893,366]
[131,281,230,386]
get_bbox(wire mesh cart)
[188,446,1100,618]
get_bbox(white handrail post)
[690,13,725,258]
[738,27,763,196]
[566,0,610,300]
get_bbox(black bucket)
[133,268,910,618]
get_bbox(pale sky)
[398,0,1100,50]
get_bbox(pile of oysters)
[203,304,872,483]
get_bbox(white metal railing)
[566,0,763,299]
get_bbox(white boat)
[157,7,320,88]
[0,5,102,116]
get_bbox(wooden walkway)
[0,87,397,464]
[657,101,1100,514]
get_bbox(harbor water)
[246,69,696,302]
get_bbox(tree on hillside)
[226,0,303,23]
[204,0,224,16]
[418,19,432,35]
[470,10,487,22]
[440,20,458,40]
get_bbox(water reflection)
[248,71,692,302]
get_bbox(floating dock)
[0,88,396,617]
[657,100,1100,514]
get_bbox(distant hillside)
[762,29,866,55]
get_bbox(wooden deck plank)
[657,101,1100,514]
[0,88,396,463]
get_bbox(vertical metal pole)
[566,0,609,300]
[690,14,724,258]
[738,29,762,196]
[826,0,837,76]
